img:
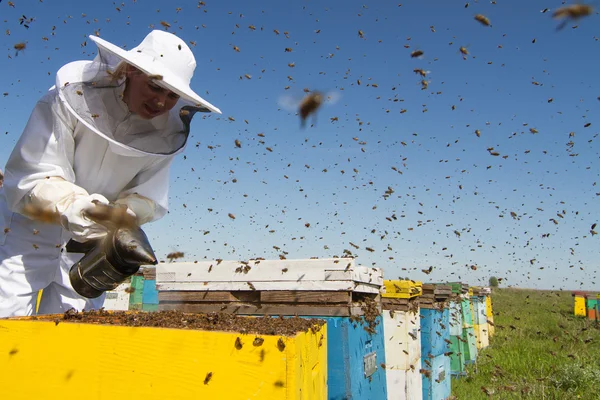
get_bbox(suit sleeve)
[117,155,174,223]
[3,89,80,213]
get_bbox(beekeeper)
[0,30,220,318]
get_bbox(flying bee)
[410,49,424,58]
[166,251,184,262]
[553,3,594,30]
[474,14,491,26]
[14,42,26,56]
[279,89,341,128]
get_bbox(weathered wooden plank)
[156,259,384,286]
[260,291,351,304]
[158,291,259,302]
[157,302,353,317]
[157,281,381,293]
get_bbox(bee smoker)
[67,225,158,299]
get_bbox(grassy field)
[451,288,600,400]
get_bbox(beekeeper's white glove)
[26,177,118,242]
[114,193,156,225]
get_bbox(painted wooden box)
[156,258,388,400]
[485,296,495,337]
[419,307,450,359]
[572,293,587,317]
[449,335,466,377]
[382,280,422,400]
[101,282,131,311]
[0,313,327,400]
[474,323,490,349]
[461,326,478,364]
[471,296,488,325]
[421,353,451,400]
[449,300,463,337]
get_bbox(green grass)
[451,288,600,400]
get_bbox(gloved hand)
[114,193,156,225]
[25,177,114,242]
[56,193,111,242]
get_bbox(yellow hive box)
[485,296,495,337]
[382,280,423,299]
[0,315,327,400]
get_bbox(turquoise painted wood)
[422,353,451,400]
[420,307,450,359]
[142,279,159,305]
[449,301,463,336]
[461,298,473,327]
[449,336,466,376]
[303,316,388,400]
[462,326,478,364]
[128,275,144,306]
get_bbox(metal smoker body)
[68,226,157,299]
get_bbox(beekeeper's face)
[123,65,180,119]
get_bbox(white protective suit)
[0,34,212,318]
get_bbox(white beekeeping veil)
[55,30,221,156]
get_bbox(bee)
[160,21,171,29]
[358,30,365,38]
[235,139,242,148]
[124,286,136,294]
[459,46,469,56]
[421,266,433,275]
[253,337,265,347]
[166,251,184,262]
[553,3,594,30]
[228,213,236,220]
[233,45,240,52]
[14,42,26,56]
[298,91,324,128]
[413,68,428,77]
[410,49,424,58]
[475,129,481,137]
[474,14,491,26]
[203,372,213,385]
[235,337,243,349]
[247,282,256,290]
[277,337,286,351]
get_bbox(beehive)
[0,311,327,400]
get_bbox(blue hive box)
[318,316,387,400]
[420,307,450,358]
[422,353,451,400]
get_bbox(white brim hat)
[88,30,221,114]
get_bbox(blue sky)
[1,0,599,290]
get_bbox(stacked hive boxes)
[419,283,452,400]
[460,289,478,365]
[587,295,598,321]
[156,258,388,400]
[103,267,160,312]
[381,280,423,400]
[447,283,468,377]
[470,287,490,349]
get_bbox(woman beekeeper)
[0,30,220,318]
